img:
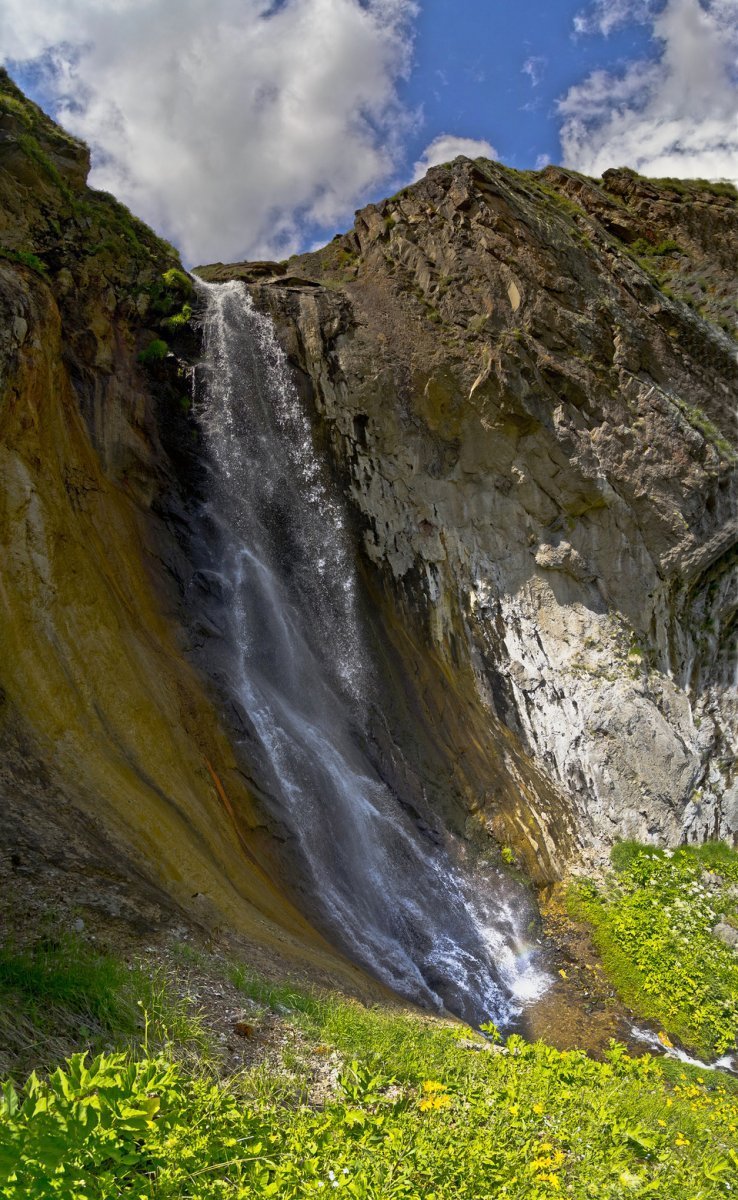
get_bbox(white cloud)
[2,0,417,263]
[561,0,738,184]
[522,56,547,87]
[573,0,655,36]
[411,133,498,182]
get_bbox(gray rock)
[712,921,738,949]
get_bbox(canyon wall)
[0,70,372,990]
[202,158,738,872]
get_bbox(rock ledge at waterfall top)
[198,156,738,866]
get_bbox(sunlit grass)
[567,842,738,1057]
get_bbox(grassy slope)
[2,930,738,1199]
[567,843,738,1058]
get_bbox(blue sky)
[401,1,652,171]
[2,1,737,263]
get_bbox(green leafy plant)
[0,1050,180,1199]
[162,302,193,331]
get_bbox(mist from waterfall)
[193,277,548,1026]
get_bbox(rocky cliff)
[0,69,374,994]
[2,69,736,1000]
[200,159,738,873]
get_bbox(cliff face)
[0,70,374,990]
[201,159,738,871]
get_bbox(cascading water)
[193,278,549,1027]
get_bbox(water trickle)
[193,278,549,1026]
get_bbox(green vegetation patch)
[3,997,738,1198]
[671,396,736,461]
[3,931,738,1198]
[147,267,194,330]
[568,842,738,1057]
[0,937,138,1036]
[0,935,210,1079]
[0,247,47,275]
[138,337,169,366]
[649,177,738,201]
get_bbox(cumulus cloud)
[1,0,417,262]
[411,133,498,182]
[561,0,738,184]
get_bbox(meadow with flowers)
[2,841,737,1198]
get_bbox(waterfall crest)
[194,278,548,1026]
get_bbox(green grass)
[0,936,138,1033]
[567,842,738,1057]
[3,994,738,1198]
[228,961,325,1020]
[137,337,169,365]
[0,935,210,1077]
[649,177,738,200]
[17,132,75,202]
[629,237,683,259]
[0,246,48,275]
[3,929,738,1197]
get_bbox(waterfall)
[193,278,548,1026]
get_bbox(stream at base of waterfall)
[194,278,550,1027]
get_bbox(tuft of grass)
[162,302,193,331]
[137,337,169,366]
[0,935,137,1035]
[0,246,48,275]
[630,237,683,258]
[228,962,324,1021]
[649,176,738,200]
[671,396,736,461]
[0,933,210,1078]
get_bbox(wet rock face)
[203,157,738,866]
[0,71,360,977]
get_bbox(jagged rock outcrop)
[201,158,738,869]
